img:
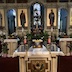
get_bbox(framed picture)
[0,9,4,27]
[18,9,28,28]
[47,8,57,27]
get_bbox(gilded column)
[15,7,18,34]
[67,3,70,35]
[44,4,47,31]
[27,4,31,33]
[56,4,59,37]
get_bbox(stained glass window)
[30,2,44,29]
[33,3,41,26]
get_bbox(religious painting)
[47,8,57,27]
[0,9,4,27]
[18,9,28,28]
[70,8,72,26]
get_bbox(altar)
[13,44,64,72]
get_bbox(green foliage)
[2,42,9,54]
[26,33,32,40]
[43,31,49,41]
[26,31,49,41]
[0,35,6,39]
[67,42,72,51]
[69,33,72,38]
[69,42,72,51]
[52,34,57,42]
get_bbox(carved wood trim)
[46,0,57,2]
[47,26,57,29]
[6,0,15,3]
[17,0,28,3]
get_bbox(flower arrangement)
[0,31,6,39]
[8,32,18,39]
[26,31,49,41]
[43,31,49,41]
[69,33,72,38]
[59,32,69,38]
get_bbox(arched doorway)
[58,8,68,35]
[30,2,44,30]
[7,9,16,35]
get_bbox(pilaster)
[4,6,8,38]
[44,5,47,32]
[15,7,18,34]
[27,5,31,33]
[67,4,70,35]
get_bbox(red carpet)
[57,56,72,72]
[0,56,19,72]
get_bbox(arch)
[29,0,44,5]
[58,8,68,35]
[7,9,17,35]
[30,2,44,29]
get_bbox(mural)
[47,8,57,27]
[18,9,28,28]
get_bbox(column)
[4,7,8,38]
[51,56,57,72]
[19,57,26,72]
